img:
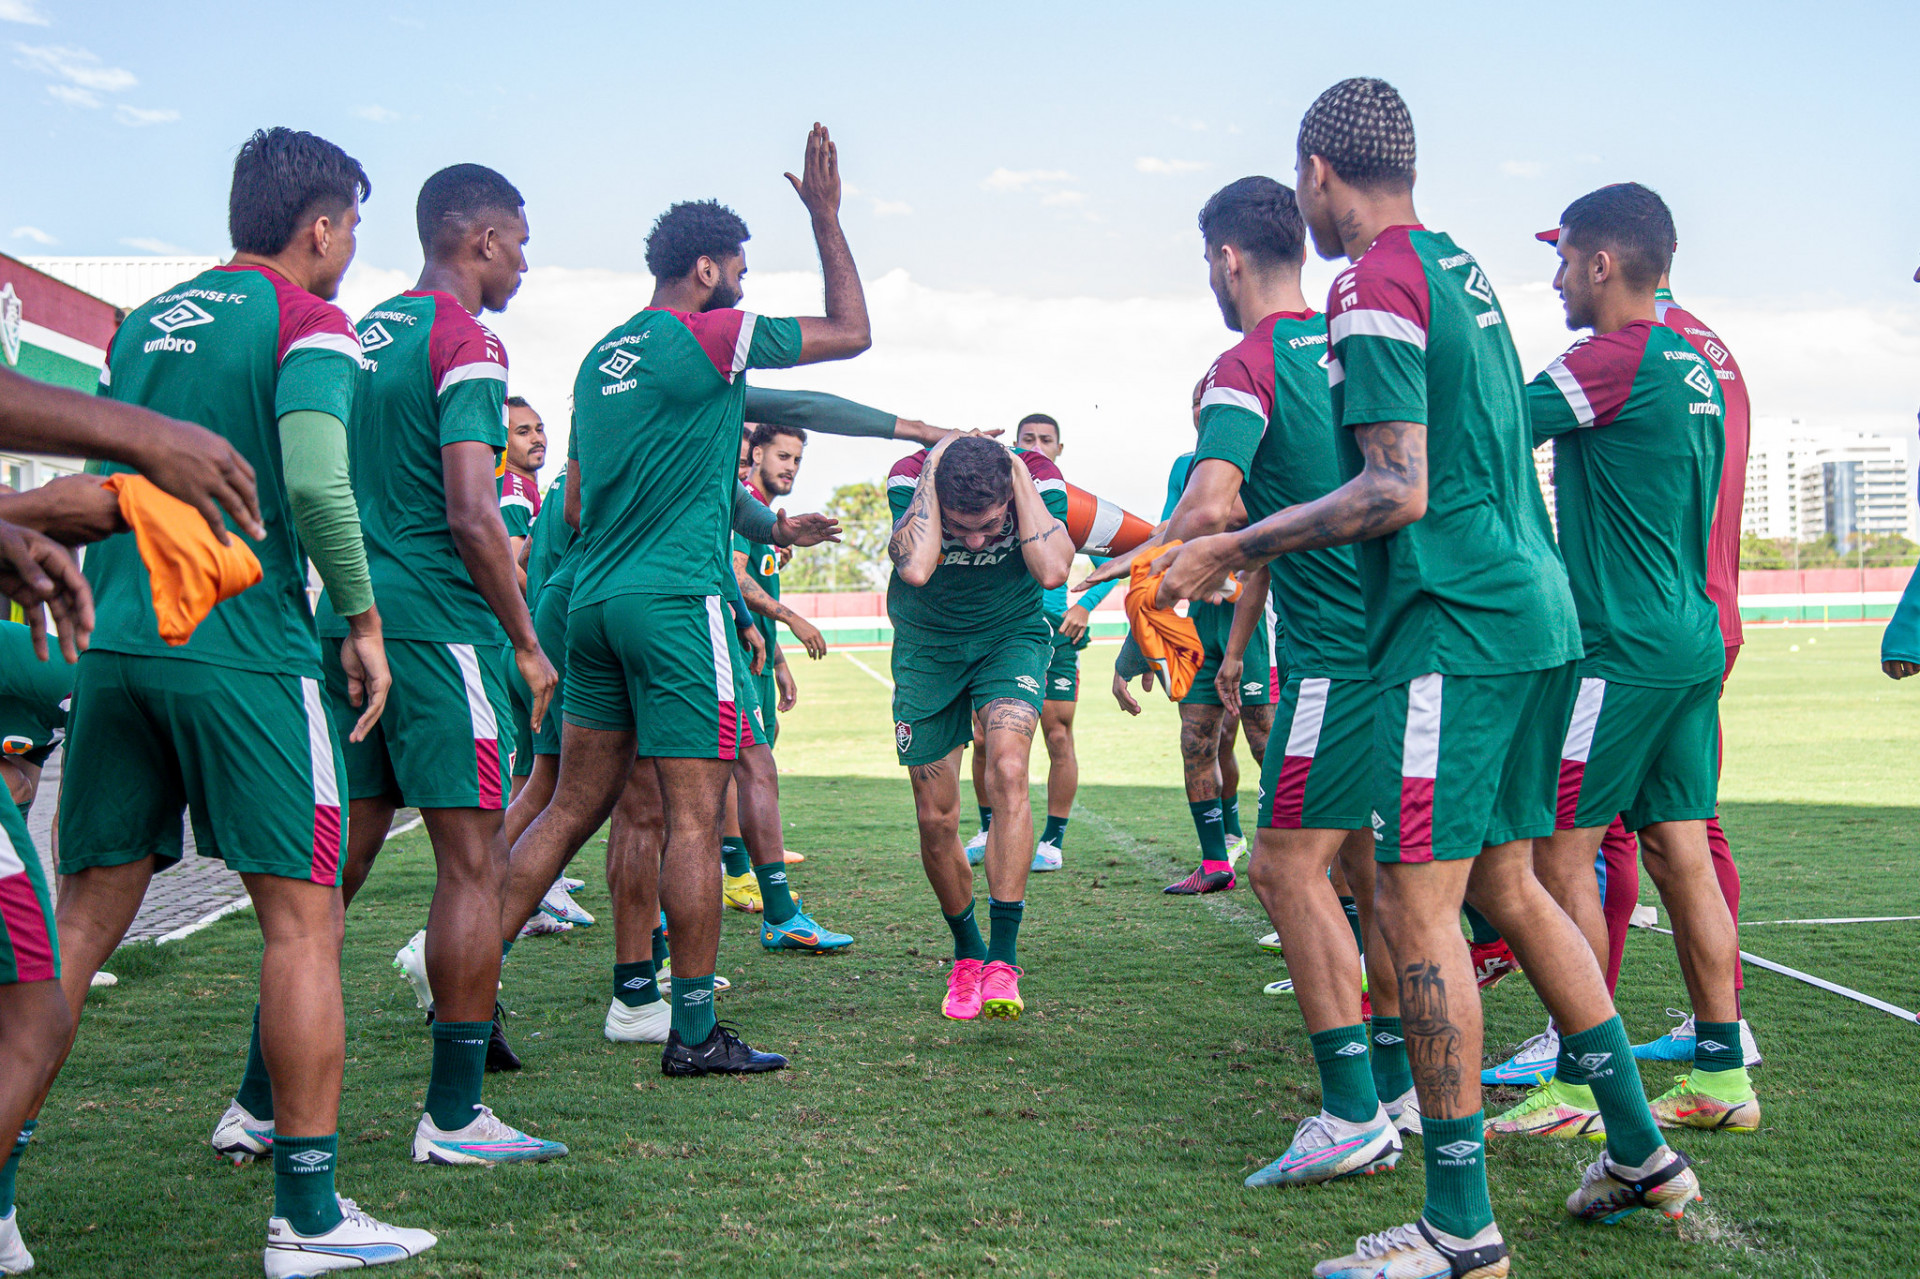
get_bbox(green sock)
[272,1133,344,1236]
[1563,1017,1661,1166]
[424,1021,489,1132]
[1189,798,1229,868]
[944,899,987,962]
[753,861,799,925]
[613,960,660,1008]
[1462,905,1502,946]
[986,897,1024,968]
[236,1003,274,1120]
[1694,1020,1744,1074]
[1040,813,1069,850]
[0,1120,34,1216]
[500,938,514,959]
[720,837,751,878]
[1368,1015,1414,1101]
[1339,896,1365,955]
[1310,1024,1379,1123]
[651,925,669,969]
[672,974,717,1045]
[1222,795,1244,839]
[977,806,993,833]
[1421,1112,1493,1238]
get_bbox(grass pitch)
[23,624,1920,1276]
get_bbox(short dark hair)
[1017,413,1059,439]
[749,422,806,450]
[1296,78,1416,192]
[228,127,371,256]
[645,200,750,280]
[1557,182,1674,290]
[1198,177,1306,268]
[416,163,524,255]
[506,395,534,412]
[934,436,1013,515]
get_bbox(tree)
[782,479,895,592]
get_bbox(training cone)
[1063,483,1155,557]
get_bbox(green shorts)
[751,664,778,746]
[506,644,533,778]
[324,638,513,810]
[0,790,57,984]
[566,593,757,758]
[1557,676,1720,831]
[1043,613,1084,703]
[1370,663,1577,863]
[59,650,346,884]
[1257,675,1375,831]
[891,626,1050,767]
[531,578,572,758]
[1183,599,1274,709]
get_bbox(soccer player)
[29,127,436,1272]
[1162,175,1413,1186]
[1152,80,1698,1275]
[501,123,869,1075]
[312,162,561,1166]
[977,414,1115,874]
[888,433,1072,1021]
[1480,184,1754,1141]
[499,396,546,570]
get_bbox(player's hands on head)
[1884,659,1919,680]
[791,616,828,660]
[774,509,842,548]
[1152,534,1240,610]
[339,610,391,742]
[1058,604,1091,643]
[1214,654,1244,716]
[898,420,1004,446]
[516,643,558,732]
[785,123,841,220]
[1110,669,1142,716]
[134,414,265,544]
[0,518,92,662]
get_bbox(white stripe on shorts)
[449,643,499,739]
[1561,677,1608,763]
[302,676,340,809]
[1286,677,1331,758]
[704,597,736,702]
[1401,673,1443,779]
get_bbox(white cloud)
[10,225,55,245]
[869,199,912,218]
[1040,190,1087,208]
[114,104,177,126]
[45,83,96,108]
[119,236,190,254]
[1501,160,1545,178]
[14,43,137,92]
[0,0,50,25]
[355,104,400,123]
[1135,156,1208,176]
[980,167,1074,192]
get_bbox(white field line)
[1739,915,1920,926]
[1649,925,1919,1024]
[153,896,253,945]
[840,650,895,690]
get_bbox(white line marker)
[841,650,894,690]
[1650,926,1919,1024]
[154,895,253,945]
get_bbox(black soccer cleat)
[1163,866,1236,895]
[426,1000,523,1072]
[661,1022,789,1077]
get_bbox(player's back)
[326,290,507,644]
[90,263,361,674]
[523,465,573,605]
[1530,321,1725,686]
[1327,226,1580,686]
[1657,290,1748,649]
[570,306,800,609]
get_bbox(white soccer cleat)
[604,997,671,1043]
[559,875,585,894]
[1225,833,1250,870]
[963,828,988,866]
[391,930,431,1010]
[263,1195,436,1277]
[516,912,572,940]
[1384,1085,1423,1136]
[0,1207,33,1275]
[1313,1219,1509,1278]
[1256,931,1284,954]
[211,1099,275,1165]
[411,1107,567,1166]
[1029,839,1062,872]
[539,879,595,927]
[89,971,117,989]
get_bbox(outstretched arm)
[787,124,871,365]
[734,548,827,658]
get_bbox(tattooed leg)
[1179,704,1224,803]
[1375,857,1482,1121]
[979,697,1039,904]
[908,749,972,915]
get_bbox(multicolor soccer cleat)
[1565,1145,1700,1224]
[392,929,432,1010]
[760,909,853,953]
[722,872,763,913]
[978,960,1024,1019]
[1030,839,1063,872]
[1469,938,1521,990]
[1631,1011,1763,1066]
[964,828,989,866]
[1312,1219,1509,1279]
[1482,1026,1559,1087]
[210,1098,274,1164]
[1244,1107,1401,1187]
[516,912,571,939]
[1164,866,1235,895]
[943,957,985,1021]
[538,879,594,927]
[1256,931,1284,954]
[1485,1080,1605,1140]
[264,1196,437,1277]
[411,1107,568,1166]
[1224,833,1250,870]
[1383,1085,1422,1137]
[1649,1073,1761,1133]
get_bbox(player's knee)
[984,752,1029,805]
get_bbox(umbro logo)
[766,871,787,886]
[1242,681,1262,695]
[1684,363,1715,397]
[359,322,395,353]
[1577,1052,1613,1072]
[1371,810,1385,842]
[1463,266,1495,305]
[1374,1032,1404,1046]
[1435,1140,1481,1160]
[1696,1039,1730,1054]
[1202,806,1221,821]
[599,349,640,380]
[1703,339,1728,366]
[150,300,215,334]
[681,988,713,1006]
[1335,1042,1368,1057]
[1016,675,1040,694]
[621,976,652,990]
[287,1150,330,1168]
[1053,678,1072,689]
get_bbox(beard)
[704,279,743,312]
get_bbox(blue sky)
[6,0,1918,511]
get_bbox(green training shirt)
[0,621,74,768]
[523,464,572,607]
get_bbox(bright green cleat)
[1649,1072,1761,1133]
[1485,1078,1605,1140]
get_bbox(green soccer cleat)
[1649,1072,1761,1133]
[1485,1078,1605,1140]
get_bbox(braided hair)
[1296,78,1416,191]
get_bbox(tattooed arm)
[1009,452,1072,590]
[1150,420,1427,608]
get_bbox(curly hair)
[1197,176,1306,268]
[1296,78,1416,191]
[934,436,1014,515]
[644,200,751,281]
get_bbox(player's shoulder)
[888,448,930,484]
[1555,320,1668,380]
[421,291,508,383]
[234,264,358,365]
[1015,446,1064,487]
[652,305,759,381]
[1657,297,1743,377]
[1330,227,1431,334]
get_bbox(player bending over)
[887,433,1071,1022]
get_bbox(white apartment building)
[1743,418,1918,544]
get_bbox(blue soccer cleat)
[760,909,853,953]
